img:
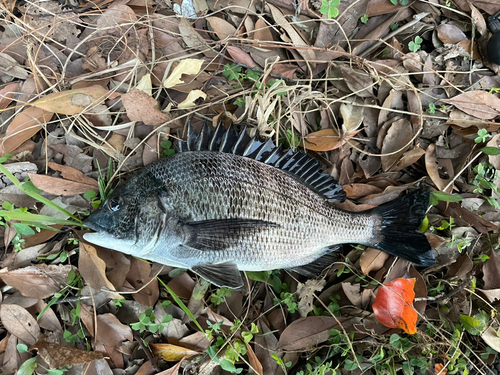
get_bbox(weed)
[408,36,423,52]
[272,353,292,372]
[320,0,340,19]
[428,103,436,113]
[390,0,409,5]
[211,287,232,306]
[274,291,298,313]
[131,306,173,334]
[160,140,175,157]
[475,128,491,143]
[360,14,369,24]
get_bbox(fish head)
[83,172,169,255]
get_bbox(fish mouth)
[82,217,106,233]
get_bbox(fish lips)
[83,216,107,233]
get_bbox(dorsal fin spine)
[177,122,346,203]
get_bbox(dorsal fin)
[176,121,346,203]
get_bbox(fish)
[83,121,436,289]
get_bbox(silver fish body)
[84,123,435,288]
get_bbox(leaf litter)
[1,0,500,374]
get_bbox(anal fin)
[289,246,341,278]
[192,262,244,289]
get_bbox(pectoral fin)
[192,262,244,289]
[184,219,279,251]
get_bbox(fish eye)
[107,196,123,212]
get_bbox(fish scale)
[83,122,436,289]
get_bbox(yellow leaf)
[150,343,200,361]
[163,59,204,89]
[178,90,207,109]
[31,85,110,115]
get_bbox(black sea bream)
[83,122,435,289]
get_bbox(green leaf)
[17,343,29,353]
[220,359,243,373]
[48,369,65,375]
[245,270,272,282]
[17,356,38,375]
[430,191,462,203]
[481,147,500,155]
[84,190,97,199]
[13,223,35,236]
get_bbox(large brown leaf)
[441,91,500,120]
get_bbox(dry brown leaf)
[227,46,257,67]
[268,4,316,65]
[0,264,75,299]
[0,107,53,156]
[178,18,217,58]
[425,144,454,192]
[0,53,29,80]
[483,249,500,290]
[0,82,19,110]
[126,257,159,307]
[297,279,326,317]
[253,18,274,44]
[1,304,40,346]
[28,174,98,196]
[278,316,341,350]
[441,91,500,120]
[79,242,116,291]
[95,248,131,290]
[206,16,236,40]
[343,184,383,200]
[31,339,105,369]
[156,358,184,375]
[246,343,263,375]
[303,129,340,151]
[341,66,374,98]
[48,162,98,188]
[436,24,467,44]
[255,318,279,374]
[33,300,62,333]
[31,86,110,115]
[360,248,390,275]
[470,4,488,36]
[381,118,413,171]
[121,89,172,126]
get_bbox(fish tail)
[370,189,436,266]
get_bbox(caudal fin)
[371,189,436,266]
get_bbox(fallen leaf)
[360,248,390,275]
[227,46,257,68]
[268,4,315,65]
[48,162,99,188]
[0,264,76,299]
[246,343,263,375]
[150,343,199,361]
[126,257,159,307]
[177,90,207,109]
[297,279,326,317]
[278,316,342,350]
[441,91,500,120]
[163,59,204,88]
[28,174,98,196]
[30,339,105,369]
[1,304,40,345]
[0,53,29,79]
[0,107,53,156]
[31,86,110,115]
[303,128,340,151]
[0,82,19,109]
[206,16,236,40]
[121,89,172,126]
[483,250,500,290]
[381,118,413,171]
[79,242,116,291]
[372,278,418,334]
[481,327,500,353]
